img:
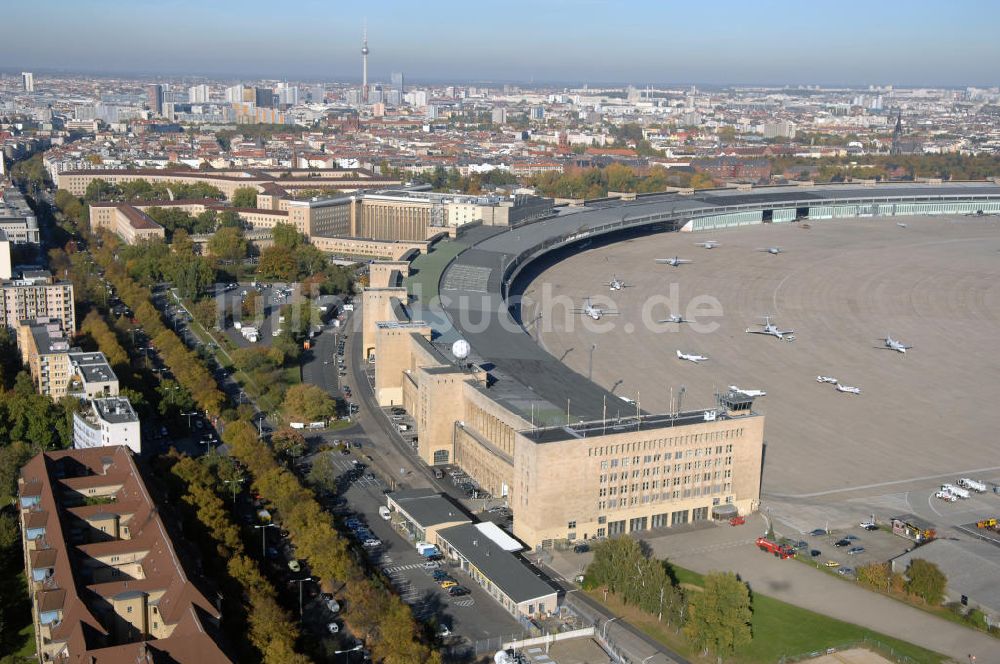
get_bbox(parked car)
[322,595,341,614]
[437,624,452,637]
[363,538,381,548]
[572,543,590,554]
[834,539,851,547]
[860,521,878,531]
[838,568,855,576]
[844,534,860,541]
[847,546,865,555]
[809,549,822,558]
[448,586,470,597]
[327,622,340,634]
[288,560,301,573]
[824,560,840,568]
[432,570,451,581]
[422,561,440,570]
[809,529,827,536]
[439,579,458,589]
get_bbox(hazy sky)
[5,0,999,86]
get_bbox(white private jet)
[816,376,838,384]
[676,350,708,363]
[835,383,862,395]
[656,256,693,267]
[897,222,907,228]
[746,316,795,340]
[607,275,628,291]
[880,335,912,353]
[757,246,783,255]
[658,314,690,324]
[574,298,617,320]
[729,385,766,397]
[695,240,721,249]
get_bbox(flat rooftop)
[438,523,557,604]
[389,488,471,528]
[521,407,755,444]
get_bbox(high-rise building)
[492,108,508,125]
[361,23,370,104]
[255,87,273,108]
[276,82,299,106]
[390,71,404,95]
[188,83,210,103]
[146,83,164,115]
[225,83,245,103]
[21,72,34,92]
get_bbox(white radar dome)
[451,339,470,360]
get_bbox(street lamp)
[601,616,620,640]
[253,523,277,558]
[223,477,244,502]
[334,645,363,662]
[641,655,658,664]
[588,343,597,381]
[293,576,313,619]
[181,411,198,429]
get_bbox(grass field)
[589,565,946,664]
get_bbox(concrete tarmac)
[529,216,1000,499]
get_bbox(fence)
[778,638,921,664]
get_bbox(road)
[543,517,998,661]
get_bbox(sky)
[4,0,1000,86]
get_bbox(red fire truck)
[756,537,795,559]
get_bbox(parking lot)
[314,452,526,646]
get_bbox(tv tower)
[361,21,370,104]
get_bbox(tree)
[232,187,259,209]
[905,559,947,605]
[257,245,298,281]
[271,222,302,250]
[156,380,195,418]
[272,428,307,461]
[689,172,716,190]
[207,226,247,263]
[306,452,339,494]
[281,384,336,423]
[684,572,753,659]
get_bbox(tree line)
[584,536,752,660]
[157,451,310,664]
[528,164,714,199]
[223,420,441,664]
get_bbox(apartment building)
[0,184,41,244]
[17,446,230,662]
[73,397,142,454]
[1,269,76,332]
[17,319,118,399]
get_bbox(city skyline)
[3,0,999,86]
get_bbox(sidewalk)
[545,518,996,661]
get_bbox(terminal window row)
[597,484,731,509]
[588,432,741,458]
[599,456,732,479]
[598,446,734,469]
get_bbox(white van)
[378,506,391,521]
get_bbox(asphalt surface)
[531,215,1000,498]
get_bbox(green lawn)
[589,565,946,664]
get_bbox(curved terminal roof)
[412,182,1000,424]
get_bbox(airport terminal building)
[362,180,1000,550]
